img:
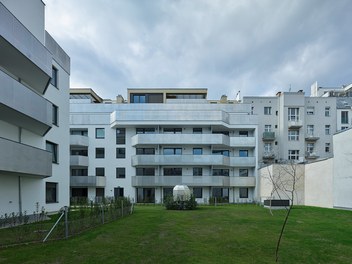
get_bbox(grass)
[0,205,351,263]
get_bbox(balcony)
[70,155,89,167]
[131,155,256,167]
[230,177,256,187]
[70,176,106,187]
[0,3,52,94]
[305,152,319,159]
[131,175,230,187]
[70,135,89,147]
[263,152,275,159]
[288,119,303,129]
[0,137,52,177]
[262,132,275,141]
[0,70,52,135]
[230,137,256,147]
[305,134,320,141]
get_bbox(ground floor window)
[137,188,155,203]
[46,182,58,203]
[212,188,229,202]
[163,188,173,200]
[114,187,124,198]
[193,187,202,198]
[239,188,249,198]
[71,188,88,198]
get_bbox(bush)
[164,195,197,210]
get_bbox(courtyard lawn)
[0,205,351,263]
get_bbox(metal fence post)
[64,206,68,239]
[121,200,124,217]
[101,205,104,224]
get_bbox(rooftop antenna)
[289,84,291,92]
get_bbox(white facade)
[0,0,70,215]
[70,89,259,204]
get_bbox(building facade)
[69,88,259,204]
[0,0,70,215]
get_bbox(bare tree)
[261,162,304,263]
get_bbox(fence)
[0,197,133,248]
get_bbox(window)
[70,129,88,136]
[212,131,229,136]
[136,168,155,176]
[50,67,58,87]
[193,148,203,155]
[264,125,272,132]
[239,150,248,157]
[341,126,349,130]
[306,125,314,136]
[325,143,330,153]
[306,143,314,154]
[136,128,155,134]
[46,141,58,163]
[193,188,202,198]
[193,128,202,134]
[306,106,314,115]
[96,167,105,176]
[52,104,58,126]
[163,188,173,198]
[264,143,272,153]
[212,150,230,156]
[71,149,87,156]
[288,150,299,160]
[163,128,182,134]
[95,148,105,158]
[163,148,182,155]
[325,107,330,117]
[71,168,88,176]
[46,182,58,203]
[212,169,229,176]
[114,187,124,198]
[239,188,248,198]
[239,131,248,137]
[264,107,272,115]
[163,168,182,176]
[136,148,155,155]
[288,108,299,121]
[239,169,248,177]
[116,128,126,144]
[116,168,126,178]
[325,125,330,135]
[116,148,126,158]
[193,167,203,176]
[341,111,349,124]
[132,94,146,103]
[95,128,105,139]
[212,188,229,199]
[288,130,299,141]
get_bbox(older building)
[0,0,70,215]
[69,88,259,204]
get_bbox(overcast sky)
[44,0,352,100]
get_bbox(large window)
[163,148,182,155]
[212,169,229,176]
[46,141,58,163]
[95,148,105,159]
[193,187,202,198]
[193,128,202,134]
[212,150,229,156]
[288,130,299,141]
[70,129,88,136]
[71,168,88,176]
[288,108,299,121]
[306,143,314,154]
[264,125,272,132]
[95,128,105,139]
[239,150,248,157]
[116,168,126,178]
[136,128,155,134]
[52,104,58,126]
[163,168,182,176]
[136,148,155,155]
[239,188,248,198]
[239,169,248,177]
[288,150,299,160]
[116,128,126,144]
[116,148,126,159]
[95,167,105,176]
[163,128,182,134]
[264,107,272,115]
[239,131,248,137]
[193,167,203,176]
[341,111,349,124]
[193,148,203,155]
[264,143,272,153]
[136,168,155,176]
[46,182,58,203]
[132,94,146,103]
[50,67,58,87]
[114,187,124,198]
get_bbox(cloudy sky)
[44,0,352,100]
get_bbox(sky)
[44,0,352,100]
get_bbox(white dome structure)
[173,185,191,201]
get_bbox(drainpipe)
[18,127,22,214]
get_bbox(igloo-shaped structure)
[173,185,191,201]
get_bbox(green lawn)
[0,205,351,263]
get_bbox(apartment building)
[243,90,337,165]
[69,88,259,204]
[0,0,70,215]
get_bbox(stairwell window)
[52,104,58,126]
[46,141,58,163]
[50,66,58,88]
[341,111,349,124]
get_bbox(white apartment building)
[0,0,70,215]
[69,88,259,204]
[243,90,337,165]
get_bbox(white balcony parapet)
[70,155,89,167]
[70,176,105,187]
[70,135,89,147]
[230,177,256,187]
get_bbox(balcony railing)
[0,3,52,94]
[305,152,319,159]
[288,119,303,129]
[70,176,106,187]
[70,135,89,147]
[131,155,256,167]
[0,137,52,177]
[305,134,320,141]
[262,132,275,141]
[70,155,89,167]
[262,152,275,159]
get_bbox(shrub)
[164,195,197,210]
